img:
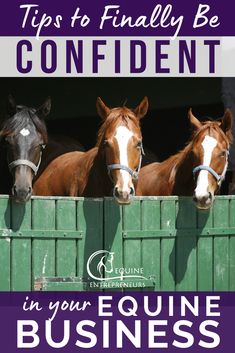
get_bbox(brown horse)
[33,97,148,204]
[0,96,84,202]
[0,96,50,202]
[136,109,233,209]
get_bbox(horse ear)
[220,109,233,135]
[188,108,202,130]
[134,96,149,120]
[36,97,51,120]
[96,97,110,120]
[7,94,17,116]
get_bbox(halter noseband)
[107,142,145,181]
[8,145,46,176]
[193,150,229,186]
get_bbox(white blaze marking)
[20,128,30,136]
[115,126,133,191]
[195,135,217,198]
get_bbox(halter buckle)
[132,171,139,181]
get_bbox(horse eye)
[136,141,142,149]
[103,140,110,147]
[4,137,11,145]
[220,151,227,158]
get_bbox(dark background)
[0,78,224,161]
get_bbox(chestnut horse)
[136,109,233,209]
[33,97,148,204]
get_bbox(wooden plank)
[123,228,235,238]
[229,236,235,291]
[176,198,197,229]
[0,230,83,238]
[175,199,197,291]
[122,199,141,231]
[32,199,56,230]
[161,238,175,291]
[124,239,141,268]
[32,199,56,288]
[141,200,160,230]
[11,200,32,291]
[56,241,77,277]
[197,237,213,291]
[229,199,235,291]
[2,227,235,239]
[11,239,31,291]
[0,198,11,291]
[161,199,176,290]
[0,197,11,229]
[213,198,229,229]
[56,200,77,230]
[77,199,103,288]
[229,199,235,227]
[0,238,11,290]
[123,239,142,291]
[214,237,229,291]
[104,199,122,281]
[40,282,84,291]
[161,199,176,230]
[213,198,229,291]
[11,199,31,230]
[122,200,141,291]
[197,209,213,229]
[142,239,160,291]
[176,236,197,291]
[141,200,161,291]
[56,200,77,277]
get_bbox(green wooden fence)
[0,195,234,291]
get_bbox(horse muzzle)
[193,191,214,210]
[113,186,135,205]
[12,185,32,203]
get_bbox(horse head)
[97,251,114,277]
[0,95,50,202]
[96,97,148,204]
[189,109,233,210]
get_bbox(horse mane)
[168,120,232,183]
[96,107,140,147]
[0,106,48,142]
[192,120,233,144]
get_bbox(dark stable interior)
[0,77,230,193]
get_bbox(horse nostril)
[114,187,119,198]
[28,186,32,194]
[200,195,209,203]
[130,187,135,197]
[13,185,17,196]
[194,192,212,204]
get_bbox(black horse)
[0,95,84,202]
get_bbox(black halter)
[107,142,145,181]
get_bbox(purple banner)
[0,0,233,37]
[0,292,235,352]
